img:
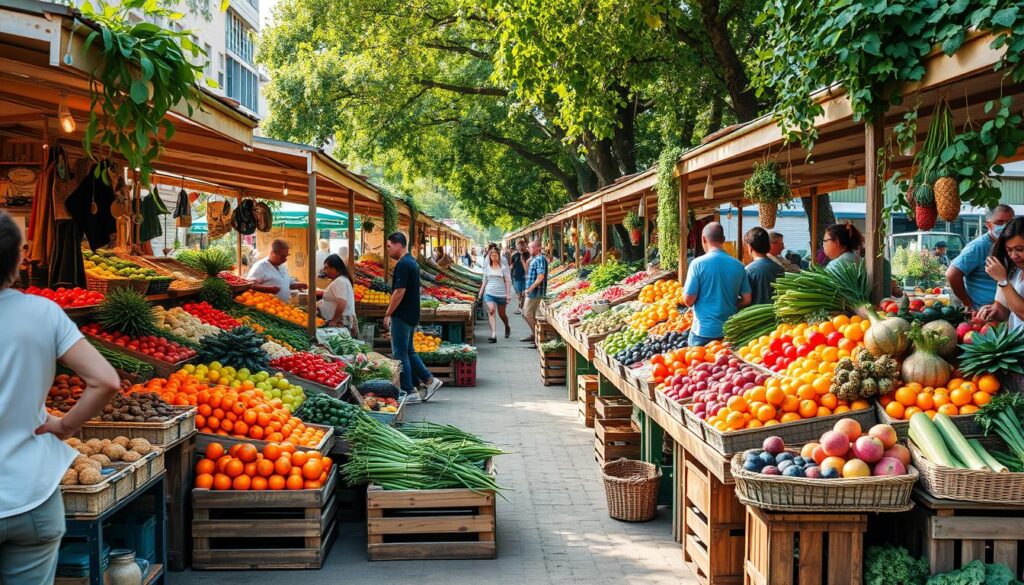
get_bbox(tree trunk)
[698,0,760,122]
[613,224,642,262]
[611,97,638,176]
[800,193,836,261]
[708,94,724,134]
[582,134,619,188]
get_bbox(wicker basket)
[692,404,878,456]
[78,406,196,446]
[145,277,174,296]
[876,402,983,439]
[601,459,661,522]
[654,390,686,424]
[85,273,133,295]
[909,441,1024,503]
[731,452,918,512]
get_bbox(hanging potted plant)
[742,161,790,229]
[623,210,642,245]
[362,219,376,233]
[913,98,958,225]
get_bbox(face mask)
[992,224,1007,238]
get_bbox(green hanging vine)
[380,190,398,237]
[81,0,212,185]
[656,146,683,271]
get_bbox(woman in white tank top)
[477,248,513,343]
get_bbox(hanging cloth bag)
[173,188,192,228]
[253,201,273,232]
[232,198,258,235]
[207,197,233,239]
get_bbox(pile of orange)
[637,279,683,304]
[736,316,869,365]
[192,387,326,446]
[647,310,694,336]
[235,290,325,327]
[881,374,1000,420]
[651,341,730,385]
[127,372,211,406]
[628,300,681,331]
[194,441,333,491]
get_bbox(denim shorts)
[512,278,527,294]
[484,294,508,306]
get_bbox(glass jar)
[105,549,142,585]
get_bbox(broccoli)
[861,378,879,397]
[878,378,895,393]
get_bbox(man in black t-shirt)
[384,232,442,403]
[509,238,529,314]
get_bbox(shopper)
[948,205,1016,311]
[315,238,330,274]
[461,249,472,267]
[510,238,529,314]
[822,223,864,273]
[744,227,785,306]
[767,231,801,273]
[521,239,548,347]
[318,254,357,333]
[247,239,308,302]
[384,232,443,403]
[977,218,1024,331]
[933,241,950,267]
[683,222,752,346]
[478,248,513,342]
[0,211,121,584]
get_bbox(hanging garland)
[656,146,683,271]
[81,1,208,186]
[381,190,398,237]
[405,196,420,247]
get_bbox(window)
[225,11,255,65]
[203,43,213,80]
[226,57,258,111]
[217,53,225,89]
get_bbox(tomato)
[826,331,844,347]
[806,331,825,347]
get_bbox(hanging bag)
[173,188,192,228]
[253,201,273,232]
[207,197,233,239]
[232,198,258,235]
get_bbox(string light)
[58,92,75,133]
[703,171,715,200]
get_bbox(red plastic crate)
[455,360,477,387]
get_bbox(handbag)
[207,197,233,239]
[173,188,192,228]
[253,201,273,232]
[231,198,257,235]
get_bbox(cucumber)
[933,414,989,471]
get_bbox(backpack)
[231,198,257,235]
[206,198,233,239]
[253,201,273,232]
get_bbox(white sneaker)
[422,378,444,402]
[403,392,423,404]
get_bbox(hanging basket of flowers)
[623,210,643,245]
[743,161,791,229]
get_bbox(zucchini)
[969,438,1008,473]
[934,414,990,471]
[909,412,961,468]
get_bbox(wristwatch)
[998,279,1009,288]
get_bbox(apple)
[852,436,885,464]
[868,424,898,449]
[820,431,850,457]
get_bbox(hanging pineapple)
[933,174,961,221]
[914,183,938,231]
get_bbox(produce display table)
[62,473,167,585]
[744,507,867,585]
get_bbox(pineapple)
[933,175,960,221]
[913,183,937,231]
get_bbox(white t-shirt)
[0,289,81,518]
[247,257,293,302]
[482,264,510,298]
[315,250,329,273]
[996,269,1024,331]
[319,276,356,320]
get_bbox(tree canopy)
[258,0,769,228]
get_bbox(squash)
[858,306,910,357]
[922,320,957,359]
[901,322,953,388]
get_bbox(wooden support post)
[547,223,553,259]
[600,204,607,264]
[347,191,356,271]
[735,202,743,262]
[558,223,564,261]
[810,186,819,264]
[678,175,689,282]
[865,122,885,303]
[307,171,318,339]
[236,206,243,277]
[642,194,650,267]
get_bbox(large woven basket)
[85,273,132,295]
[876,402,983,439]
[731,452,918,512]
[909,441,1024,503]
[601,459,661,522]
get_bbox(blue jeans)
[687,331,722,347]
[0,488,65,584]
[391,318,433,394]
[512,278,526,294]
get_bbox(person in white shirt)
[247,239,307,302]
[979,218,1024,331]
[314,239,330,274]
[0,211,121,584]
[318,254,358,333]
[477,247,513,342]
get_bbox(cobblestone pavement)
[170,314,694,585]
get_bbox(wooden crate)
[535,320,557,343]
[890,490,1024,580]
[426,362,454,384]
[190,471,338,570]
[577,374,599,427]
[594,417,641,467]
[595,396,633,420]
[540,351,567,386]
[79,406,196,446]
[366,462,496,561]
[679,447,745,585]
[166,433,196,572]
[744,507,867,585]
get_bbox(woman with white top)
[0,211,121,583]
[318,254,358,333]
[477,247,513,343]
[980,218,1024,331]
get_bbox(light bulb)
[847,174,857,190]
[703,172,715,200]
[58,95,75,133]
[283,184,289,197]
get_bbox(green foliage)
[891,246,946,285]
[742,161,790,205]
[381,190,399,239]
[926,559,1020,585]
[80,0,208,186]
[864,545,928,585]
[199,277,233,309]
[97,288,156,337]
[656,146,682,271]
[943,97,1024,209]
[175,248,234,276]
[622,210,642,232]
[752,0,1024,153]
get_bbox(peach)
[852,436,884,464]
[882,444,912,466]
[842,459,871,478]
[800,442,820,460]
[833,418,862,441]
[868,424,898,449]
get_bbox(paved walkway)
[170,312,693,585]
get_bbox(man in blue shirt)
[947,205,1015,311]
[521,239,548,347]
[384,232,443,403]
[683,223,752,346]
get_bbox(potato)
[112,436,131,448]
[129,438,152,455]
[66,437,83,448]
[122,450,141,463]
[61,468,79,485]
[101,444,127,461]
[77,467,103,485]
[89,453,111,466]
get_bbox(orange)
[816,406,832,417]
[833,405,851,415]
[756,404,776,422]
[904,406,923,419]
[243,462,258,477]
[978,374,1000,394]
[820,393,838,410]
[797,384,816,401]
[798,400,818,419]
[286,475,305,490]
[915,392,934,410]
[937,404,959,416]
[256,459,275,477]
[213,473,232,491]
[885,401,906,420]
[224,459,244,478]
[950,388,972,407]
[780,412,802,423]
[959,404,979,415]
[727,396,748,413]
[844,325,864,342]
[320,456,332,470]
[231,475,251,490]
[237,444,258,463]
[195,473,214,489]
[195,458,215,476]
[766,387,785,406]
[972,391,992,407]
[205,442,225,461]
[726,411,745,430]
[832,315,850,328]
[302,459,324,480]
[274,458,292,476]
[894,386,917,407]
[250,476,268,491]
[763,419,780,426]
[821,347,839,363]
[933,392,951,408]
[947,378,965,391]
[291,451,309,467]
[268,475,286,490]
[812,377,831,395]
[781,395,801,413]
